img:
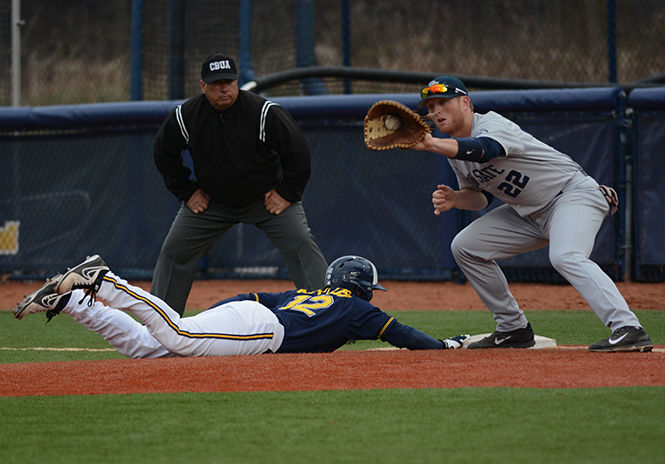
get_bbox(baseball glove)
[363,100,431,151]
[599,185,618,215]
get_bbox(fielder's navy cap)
[201,53,239,82]
[418,76,468,107]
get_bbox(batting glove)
[441,334,470,349]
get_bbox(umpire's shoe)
[588,326,653,352]
[467,322,535,349]
[13,275,69,321]
[54,255,109,295]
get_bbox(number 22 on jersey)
[497,169,530,197]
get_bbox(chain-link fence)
[0,1,132,106]
[0,0,663,106]
[0,1,10,102]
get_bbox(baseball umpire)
[151,53,328,316]
[14,255,468,357]
[411,75,652,352]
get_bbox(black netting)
[1,0,663,106]
[0,1,9,104]
[13,0,132,106]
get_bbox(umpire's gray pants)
[150,199,328,315]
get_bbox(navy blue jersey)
[210,287,445,353]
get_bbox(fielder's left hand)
[432,184,456,215]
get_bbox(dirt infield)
[1,279,664,396]
[4,279,664,312]
[2,349,664,397]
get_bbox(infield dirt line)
[0,347,116,352]
[2,349,664,397]
[2,345,663,353]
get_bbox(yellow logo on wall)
[0,221,19,255]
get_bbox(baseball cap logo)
[209,60,232,72]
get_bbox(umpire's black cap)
[201,53,239,82]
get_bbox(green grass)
[1,309,664,463]
[1,388,664,464]
[341,309,665,351]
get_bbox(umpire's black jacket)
[154,90,311,209]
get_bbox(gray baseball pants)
[451,171,642,332]
[151,199,328,315]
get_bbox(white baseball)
[384,114,402,131]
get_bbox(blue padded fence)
[0,87,663,282]
[627,88,665,281]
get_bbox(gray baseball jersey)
[446,110,642,334]
[449,111,582,215]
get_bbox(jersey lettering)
[485,166,506,176]
[472,169,492,182]
[465,164,506,187]
[465,173,481,187]
[296,287,352,298]
[497,169,530,197]
[471,165,505,183]
[279,294,335,317]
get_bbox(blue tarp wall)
[627,88,665,281]
[1,87,663,282]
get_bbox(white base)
[462,334,557,349]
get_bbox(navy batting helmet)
[325,255,387,301]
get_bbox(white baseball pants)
[62,272,284,358]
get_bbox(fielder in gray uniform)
[412,75,653,352]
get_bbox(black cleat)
[14,275,69,321]
[467,322,535,349]
[588,326,653,352]
[54,255,109,295]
